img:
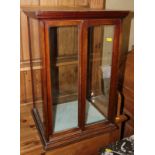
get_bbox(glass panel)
[49,26,79,132]
[85,25,115,125]
[28,19,44,125]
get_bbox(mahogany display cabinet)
[24,7,129,150]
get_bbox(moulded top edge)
[22,6,129,20]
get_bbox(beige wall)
[106,0,134,51]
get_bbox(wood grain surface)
[122,49,134,137]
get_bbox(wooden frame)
[24,8,129,150]
[84,19,122,124]
[44,20,82,137]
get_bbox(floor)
[20,103,44,155]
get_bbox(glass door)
[45,20,82,133]
[84,20,121,126]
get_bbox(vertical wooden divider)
[108,21,122,123]
[78,21,88,130]
[87,0,105,98]
[39,21,50,140]
[44,22,53,137]
[83,0,105,127]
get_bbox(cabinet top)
[22,6,129,20]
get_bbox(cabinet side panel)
[26,18,44,130]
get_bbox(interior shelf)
[55,53,102,66]
[55,54,78,66]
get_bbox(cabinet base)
[32,108,47,148]
[32,108,118,151]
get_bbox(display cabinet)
[24,7,129,150]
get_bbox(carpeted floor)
[53,100,106,132]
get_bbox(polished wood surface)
[122,49,134,137]
[23,7,129,19]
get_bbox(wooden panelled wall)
[20,0,105,105]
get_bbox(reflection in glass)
[86,25,115,124]
[49,26,79,132]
